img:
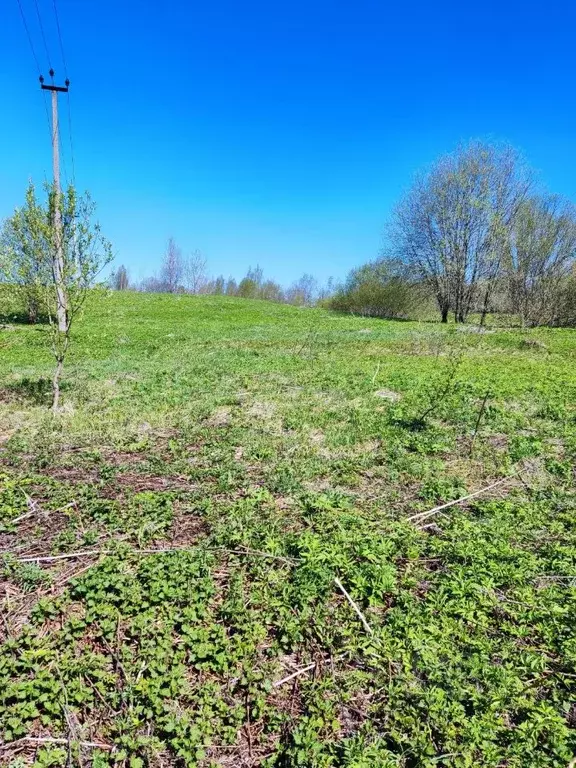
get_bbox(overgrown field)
[1,293,575,767]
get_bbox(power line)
[17,0,76,186]
[16,0,42,74]
[59,128,69,188]
[66,93,76,183]
[51,0,68,78]
[33,0,53,69]
[41,88,53,137]
[16,0,53,143]
[52,0,75,183]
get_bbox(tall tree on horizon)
[112,264,130,291]
[160,237,183,293]
[505,195,576,326]
[390,140,532,323]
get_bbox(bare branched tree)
[112,264,130,291]
[160,237,183,293]
[390,141,531,323]
[225,277,238,295]
[183,249,207,294]
[505,195,576,326]
[317,276,336,301]
[286,273,318,306]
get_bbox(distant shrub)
[329,258,425,319]
[554,274,576,327]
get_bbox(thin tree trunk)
[479,289,490,326]
[52,357,63,411]
[28,301,38,325]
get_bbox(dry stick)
[17,547,192,564]
[468,389,490,457]
[11,510,36,525]
[17,549,108,563]
[17,546,298,566]
[245,692,253,760]
[56,561,97,587]
[0,736,112,751]
[12,500,77,524]
[407,474,518,525]
[334,577,373,635]
[273,662,317,688]
[11,491,40,524]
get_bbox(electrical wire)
[66,93,76,183]
[33,0,53,70]
[17,0,76,186]
[51,0,68,78]
[16,0,53,143]
[52,0,76,183]
[16,0,42,74]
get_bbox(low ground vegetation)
[0,293,575,766]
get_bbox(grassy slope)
[0,292,575,767]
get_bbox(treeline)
[111,238,334,307]
[331,141,576,327]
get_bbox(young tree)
[112,264,130,290]
[139,276,164,293]
[505,195,576,326]
[286,273,318,305]
[0,184,50,323]
[391,141,531,323]
[1,182,112,409]
[317,276,336,302]
[246,265,264,285]
[160,237,183,293]
[183,249,208,294]
[225,277,238,296]
[212,275,225,295]
[259,279,284,302]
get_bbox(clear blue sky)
[2,0,575,286]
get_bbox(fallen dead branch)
[273,661,317,688]
[407,474,518,526]
[0,736,113,751]
[17,549,108,563]
[15,545,298,566]
[11,491,42,525]
[334,577,373,635]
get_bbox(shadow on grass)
[3,377,69,406]
[390,416,429,432]
[0,312,50,325]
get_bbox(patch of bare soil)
[105,471,196,496]
[164,505,207,548]
[206,406,233,427]
[246,401,276,420]
[374,388,401,402]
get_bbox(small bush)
[329,258,428,319]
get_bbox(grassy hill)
[1,293,575,766]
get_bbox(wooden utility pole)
[40,69,69,332]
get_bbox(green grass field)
[1,292,575,767]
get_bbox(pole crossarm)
[41,83,68,93]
